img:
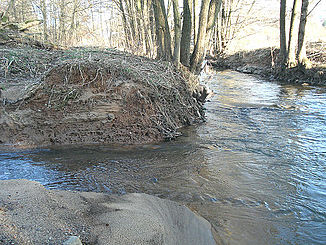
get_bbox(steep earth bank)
[0,46,205,147]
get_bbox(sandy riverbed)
[0,179,216,245]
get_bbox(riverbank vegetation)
[211,41,326,85]
[1,0,324,77]
[0,43,205,146]
[0,1,325,243]
[0,0,325,146]
[206,0,326,85]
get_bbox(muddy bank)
[0,179,216,245]
[210,42,326,85]
[0,47,205,147]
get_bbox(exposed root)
[0,47,204,146]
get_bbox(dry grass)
[0,45,204,145]
[307,41,326,65]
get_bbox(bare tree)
[279,0,314,69]
[39,0,48,42]
[297,0,309,67]
[180,0,193,66]
[152,0,172,59]
[279,0,287,68]
[190,0,211,72]
[287,0,299,67]
[172,0,181,64]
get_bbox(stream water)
[1,70,326,244]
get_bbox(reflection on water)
[1,70,325,244]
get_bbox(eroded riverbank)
[1,71,325,244]
[0,46,204,147]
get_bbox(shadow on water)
[1,70,326,244]
[0,142,207,197]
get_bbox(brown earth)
[210,41,326,85]
[0,46,205,147]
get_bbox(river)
[1,70,325,244]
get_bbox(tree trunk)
[54,13,57,43]
[287,0,299,67]
[145,0,155,57]
[297,0,309,67]
[59,0,66,45]
[152,0,172,60]
[141,0,152,56]
[152,0,164,58]
[136,0,147,54]
[180,0,193,66]
[69,0,78,45]
[206,0,222,33]
[205,0,222,55]
[40,0,48,42]
[193,0,197,42]
[148,1,156,57]
[126,0,138,45]
[3,0,15,20]
[20,0,25,22]
[118,0,132,48]
[172,0,181,64]
[190,0,211,72]
[280,0,287,69]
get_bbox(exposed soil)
[210,42,326,85]
[0,45,205,147]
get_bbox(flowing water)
[1,70,326,244]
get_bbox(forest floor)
[210,41,326,86]
[0,38,204,147]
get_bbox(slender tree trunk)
[193,0,197,42]
[59,0,66,45]
[136,0,147,54]
[143,0,154,57]
[190,0,211,72]
[127,0,138,43]
[172,0,181,64]
[220,2,226,51]
[280,0,287,69]
[205,0,222,56]
[40,0,48,42]
[161,0,172,60]
[54,13,57,43]
[90,6,95,32]
[152,0,164,58]
[69,0,78,45]
[3,0,15,19]
[12,0,17,20]
[100,10,104,45]
[143,0,155,57]
[180,0,193,66]
[287,0,299,67]
[206,0,222,33]
[297,0,309,67]
[152,0,172,60]
[149,1,156,57]
[118,0,132,48]
[20,0,25,22]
